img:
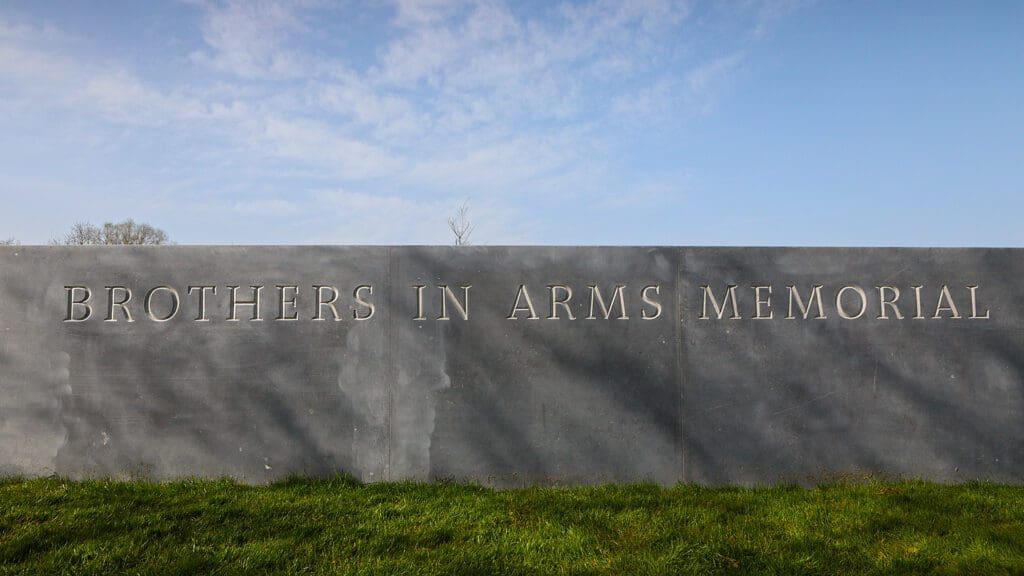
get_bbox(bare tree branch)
[53,222,102,245]
[51,220,171,245]
[0,237,18,246]
[447,201,474,246]
[101,220,169,245]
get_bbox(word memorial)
[698,284,990,321]
[1,246,1022,487]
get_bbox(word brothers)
[63,284,377,323]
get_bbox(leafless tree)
[100,220,170,245]
[55,222,102,245]
[0,237,18,245]
[447,201,474,246]
[52,219,171,245]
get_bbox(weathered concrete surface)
[681,248,1024,484]
[0,246,1021,485]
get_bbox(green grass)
[1,478,1022,575]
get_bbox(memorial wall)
[0,246,1021,485]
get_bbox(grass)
[1,478,1022,575]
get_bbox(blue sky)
[0,1,1021,245]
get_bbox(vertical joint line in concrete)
[675,250,686,482]
[385,247,395,481]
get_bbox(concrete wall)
[0,246,1021,485]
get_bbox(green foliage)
[0,478,1022,575]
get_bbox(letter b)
[64,286,92,322]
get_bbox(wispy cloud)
[187,0,320,78]
[0,1,803,243]
[232,198,304,215]
[248,189,534,245]
[754,0,815,38]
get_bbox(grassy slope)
[1,478,1022,575]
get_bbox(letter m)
[786,285,826,319]
[587,285,629,319]
[700,285,740,319]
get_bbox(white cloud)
[208,188,536,245]
[686,53,745,112]
[312,74,423,138]
[233,198,304,214]
[303,189,532,244]
[187,0,319,78]
[754,0,815,38]
[401,127,597,195]
[0,17,66,44]
[391,0,472,28]
[0,19,81,96]
[0,1,804,243]
[256,115,401,178]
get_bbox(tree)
[447,200,474,246]
[0,237,18,245]
[52,220,171,245]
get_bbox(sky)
[0,0,1021,246]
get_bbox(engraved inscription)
[699,285,740,320]
[353,285,374,320]
[228,285,262,322]
[877,286,903,319]
[698,283,992,321]
[752,285,772,320]
[62,281,665,324]
[276,285,299,321]
[144,286,180,322]
[64,286,92,322]
[438,285,471,321]
[641,285,662,320]
[786,285,826,319]
[506,284,660,321]
[548,285,574,320]
[187,286,217,321]
[587,285,628,320]
[105,286,133,322]
[60,277,991,325]
[968,285,990,319]
[65,283,379,324]
[313,285,342,321]
[934,285,961,319]
[508,284,539,320]
[835,286,867,320]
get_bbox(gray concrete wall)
[0,246,1021,485]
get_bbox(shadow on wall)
[680,248,1024,485]
[8,246,1022,485]
[0,268,68,477]
[49,248,385,482]
[401,247,682,486]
